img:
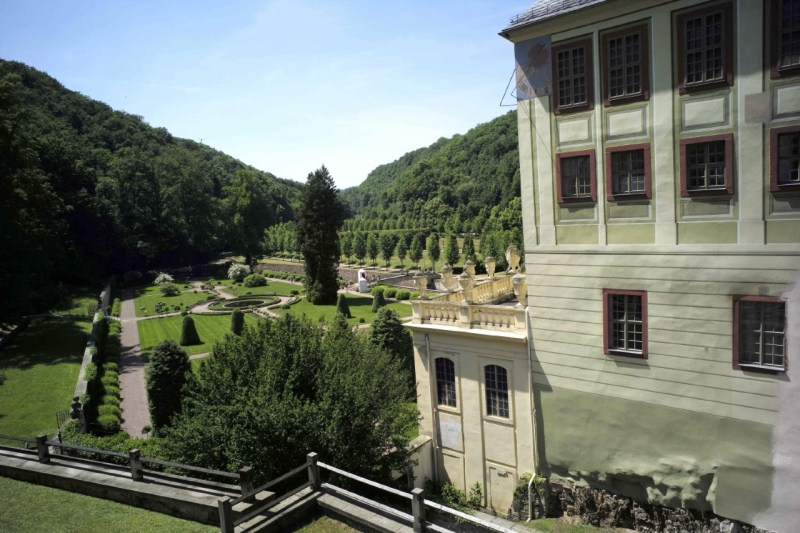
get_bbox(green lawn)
[222,280,302,297]
[133,286,209,317]
[53,288,100,317]
[190,356,208,375]
[290,513,356,533]
[0,317,93,442]
[517,518,628,533]
[274,293,411,325]
[0,476,216,532]
[137,313,259,360]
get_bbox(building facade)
[409,1,800,531]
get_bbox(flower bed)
[207,296,279,311]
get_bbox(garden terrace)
[207,296,279,312]
[133,286,209,317]
[137,314,259,360]
[274,293,411,325]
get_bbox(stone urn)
[458,272,474,304]
[512,273,528,308]
[464,259,476,277]
[485,256,496,278]
[414,271,428,295]
[506,244,521,274]
[441,264,454,291]
[69,396,82,420]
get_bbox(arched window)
[435,358,457,408]
[485,365,509,418]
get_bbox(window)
[553,38,594,114]
[676,3,733,92]
[679,134,734,197]
[605,144,652,200]
[556,150,597,203]
[435,358,457,408]
[601,24,650,105]
[485,365,509,418]
[772,0,800,78]
[733,296,786,371]
[603,289,648,358]
[770,126,800,191]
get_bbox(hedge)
[384,288,397,299]
[395,290,411,301]
[111,298,122,317]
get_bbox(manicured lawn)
[222,280,302,297]
[190,356,208,375]
[0,317,93,442]
[0,476,216,532]
[137,313,259,360]
[133,286,209,317]
[290,513,356,533]
[518,518,627,533]
[274,293,411,325]
[53,288,100,317]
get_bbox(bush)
[102,395,121,406]
[146,340,190,432]
[98,405,122,418]
[372,288,387,312]
[180,316,201,346]
[230,309,245,335]
[336,293,352,318]
[111,298,121,317]
[290,289,299,295]
[228,264,250,282]
[104,386,121,398]
[410,291,420,300]
[281,304,291,310]
[359,318,366,323]
[384,288,397,299]
[84,363,97,382]
[159,283,180,297]
[243,273,267,287]
[97,414,121,433]
[104,362,119,373]
[396,290,411,301]
[154,272,174,285]
[207,294,215,301]
[101,372,119,387]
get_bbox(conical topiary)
[371,288,387,313]
[336,293,351,318]
[180,316,201,346]
[230,309,245,335]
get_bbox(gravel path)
[118,289,151,437]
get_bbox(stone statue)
[464,259,476,277]
[485,256,496,278]
[458,272,474,304]
[441,264,454,292]
[505,244,521,274]
[358,269,369,293]
[414,271,428,295]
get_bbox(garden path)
[118,289,152,437]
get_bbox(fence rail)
[46,440,128,459]
[0,434,36,444]
[140,457,240,479]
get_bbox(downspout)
[425,333,439,486]
[526,307,540,521]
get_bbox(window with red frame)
[777,131,800,185]
[679,134,734,197]
[734,297,786,371]
[553,38,593,114]
[603,289,648,358]
[779,0,800,70]
[601,24,649,105]
[676,3,733,92]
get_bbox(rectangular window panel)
[608,32,642,99]
[612,150,646,195]
[435,358,457,408]
[557,46,587,108]
[609,294,643,353]
[781,0,800,68]
[687,141,727,190]
[684,12,725,84]
[778,132,800,184]
[561,156,592,198]
[485,365,509,418]
[739,301,786,369]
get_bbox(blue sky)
[0,0,530,188]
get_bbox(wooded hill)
[0,60,301,320]
[339,111,521,234]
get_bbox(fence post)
[218,497,234,533]
[411,488,426,533]
[239,466,255,503]
[129,448,143,481]
[36,434,50,464]
[307,452,320,491]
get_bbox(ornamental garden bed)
[207,296,280,312]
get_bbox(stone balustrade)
[411,299,526,333]
[428,275,516,306]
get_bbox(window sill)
[606,349,647,359]
[771,64,800,79]
[679,77,732,95]
[604,92,649,107]
[680,188,733,198]
[483,414,514,426]
[607,193,650,202]
[554,102,594,115]
[738,364,785,374]
[770,183,800,193]
[558,196,596,205]
[436,404,460,414]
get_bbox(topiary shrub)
[159,283,180,297]
[230,309,245,335]
[396,289,411,301]
[410,291,420,300]
[102,395,121,406]
[146,340,190,433]
[384,288,397,299]
[336,293,352,318]
[180,316,202,346]
[228,264,250,282]
[359,318,366,323]
[98,405,122,418]
[104,385,121,398]
[281,304,291,310]
[372,288,387,312]
[111,298,121,317]
[290,289,299,295]
[243,273,267,287]
[101,372,119,387]
[104,362,119,373]
[97,414,120,433]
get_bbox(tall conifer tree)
[297,166,344,305]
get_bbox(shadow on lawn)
[0,317,91,371]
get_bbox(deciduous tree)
[223,170,275,266]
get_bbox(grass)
[289,513,356,533]
[52,288,100,316]
[137,313,259,360]
[0,476,216,532]
[133,286,209,317]
[190,356,208,375]
[0,314,93,442]
[222,280,302,297]
[517,518,629,533]
[274,293,412,325]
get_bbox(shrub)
[396,290,411,301]
[84,363,97,382]
[97,414,121,433]
[180,316,201,346]
[98,405,122,418]
[281,304,291,310]
[111,298,121,316]
[207,294,215,300]
[410,291,420,300]
[290,289,299,295]
[146,340,190,432]
[384,288,397,299]
[336,293,352,318]
[159,283,180,297]
[230,309,245,335]
[243,273,267,287]
[104,385,121,398]
[359,318,366,323]
[228,264,250,282]
[102,395,121,406]
[372,288,387,312]
[101,372,119,387]
[104,362,119,373]
[154,272,174,285]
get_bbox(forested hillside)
[0,60,301,321]
[340,111,520,234]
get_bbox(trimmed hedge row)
[86,319,123,434]
[111,298,122,317]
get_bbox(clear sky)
[0,0,530,188]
